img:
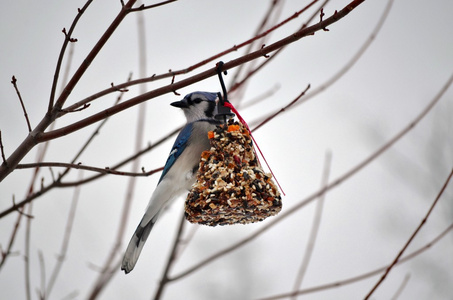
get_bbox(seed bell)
[185,119,282,226]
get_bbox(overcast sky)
[1,1,452,299]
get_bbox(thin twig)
[24,203,33,300]
[252,84,310,132]
[364,167,453,299]
[37,250,46,300]
[86,259,121,300]
[175,225,199,260]
[390,274,411,300]
[153,212,187,300]
[290,151,331,299]
[46,171,83,298]
[11,76,32,132]
[257,223,453,300]
[168,73,453,281]
[16,162,163,177]
[129,0,177,12]
[0,131,6,165]
[0,210,24,270]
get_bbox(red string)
[224,102,286,196]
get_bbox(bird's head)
[171,91,218,122]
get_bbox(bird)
[121,91,223,274]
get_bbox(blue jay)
[121,91,223,274]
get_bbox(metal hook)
[214,61,235,122]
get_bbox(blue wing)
[158,123,193,183]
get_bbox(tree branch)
[0,0,138,183]
[37,0,366,144]
[16,162,163,178]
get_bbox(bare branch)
[364,167,453,299]
[0,131,6,166]
[11,76,32,132]
[129,0,178,12]
[16,162,164,178]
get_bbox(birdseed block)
[185,119,282,226]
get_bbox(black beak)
[170,99,189,108]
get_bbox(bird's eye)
[193,97,202,104]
